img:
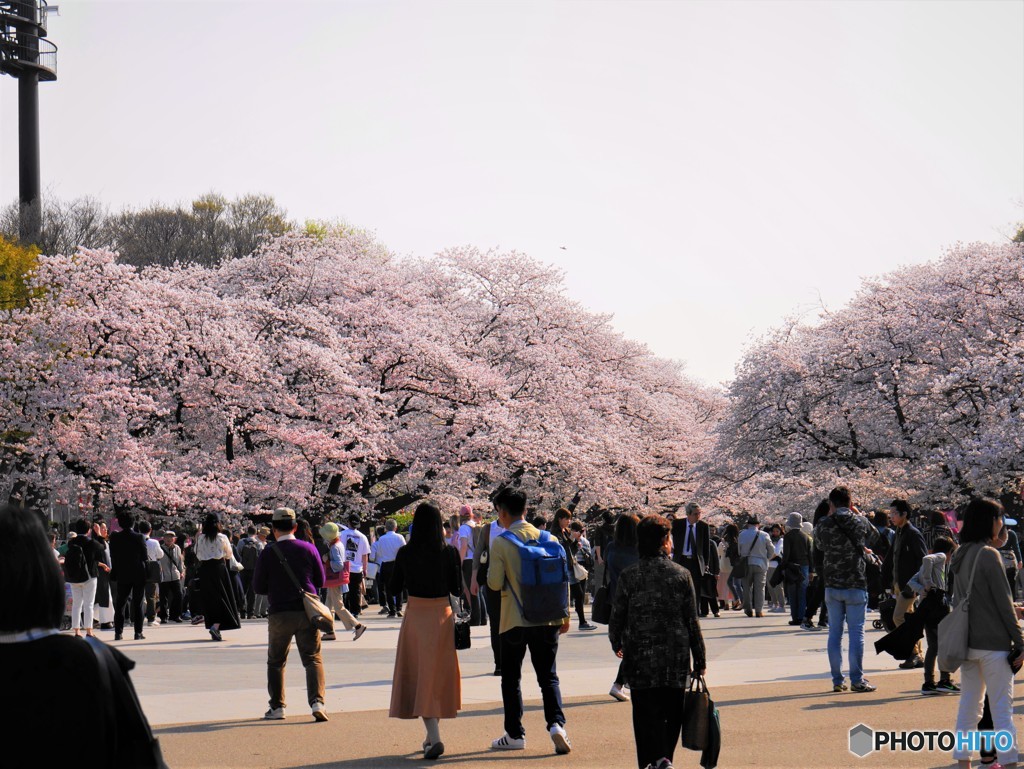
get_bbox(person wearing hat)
[252,507,328,722]
[319,521,367,642]
[780,513,812,626]
[736,516,774,617]
[157,530,185,624]
[340,514,371,618]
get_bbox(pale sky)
[2,0,1022,386]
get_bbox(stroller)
[872,594,897,631]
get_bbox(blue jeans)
[788,566,809,623]
[825,587,868,686]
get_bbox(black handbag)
[450,595,471,650]
[681,675,711,751]
[86,637,169,769]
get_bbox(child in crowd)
[908,536,959,696]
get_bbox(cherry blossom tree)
[0,232,716,526]
[715,240,1024,512]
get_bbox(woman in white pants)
[950,498,1024,769]
[65,519,109,636]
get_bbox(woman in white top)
[196,513,241,641]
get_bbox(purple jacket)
[252,539,326,614]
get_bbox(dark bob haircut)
[637,514,671,558]
[959,498,1004,544]
[0,506,65,632]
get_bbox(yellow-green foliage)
[0,235,41,310]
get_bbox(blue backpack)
[499,529,570,623]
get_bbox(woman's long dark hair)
[201,513,221,541]
[613,514,639,548]
[296,518,314,544]
[723,523,740,543]
[811,499,830,526]
[408,502,445,551]
[0,506,64,631]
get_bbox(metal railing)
[0,31,56,76]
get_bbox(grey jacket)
[158,543,184,582]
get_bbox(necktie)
[686,524,693,556]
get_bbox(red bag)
[324,557,350,588]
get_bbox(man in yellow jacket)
[487,488,572,755]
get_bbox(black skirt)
[197,559,241,631]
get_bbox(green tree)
[0,235,41,309]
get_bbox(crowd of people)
[7,484,1024,769]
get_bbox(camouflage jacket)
[814,510,881,591]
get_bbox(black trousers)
[631,687,685,769]
[114,579,145,636]
[461,561,481,624]
[240,571,256,617]
[344,571,364,616]
[484,586,502,669]
[570,582,587,625]
[500,625,564,739]
[379,561,403,614]
[804,574,828,624]
[680,557,714,616]
[158,579,183,621]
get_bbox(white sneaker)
[353,624,367,641]
[311,702,329,722]
[609,683,630,702]
[550,724,571,754]
[263,707,285,720]
[491,733,526,750]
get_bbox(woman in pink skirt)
[389,502,463,760]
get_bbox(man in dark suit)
[881,498,927,668]
[672,502,715,617]
[108,510,148,641]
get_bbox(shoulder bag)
[270,544,335,633]
[937,543,985,673]
[732,533,758,580]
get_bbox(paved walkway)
[107,610,1018,767]
[157,672,984,769]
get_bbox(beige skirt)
[389,596,462,719]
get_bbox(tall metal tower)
[0,1,57,244]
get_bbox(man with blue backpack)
[487,488,573,755]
